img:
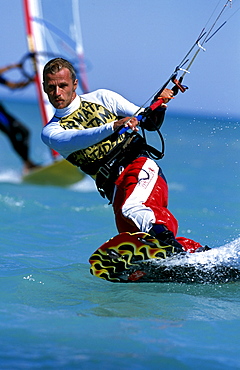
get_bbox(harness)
[59,98,163,202]
[95,131,163,203]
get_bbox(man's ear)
[73,79,78,91]
[42,82,47,93]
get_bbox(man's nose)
[55,86,61,95]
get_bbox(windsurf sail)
[22,0,89,159]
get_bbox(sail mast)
[71,0,89,93]
[23,0,50,126]
[23,0,59,159]
[23,0,89,159]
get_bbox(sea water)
[0,100,240,369]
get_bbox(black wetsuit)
[0,102,30,162]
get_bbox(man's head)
[43,58,78,109]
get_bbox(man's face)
[43,67,78,109]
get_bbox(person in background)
[41,57,208,253]
[0,63,38,173]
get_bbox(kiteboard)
[22,159,84,187]
[89,232,240,283]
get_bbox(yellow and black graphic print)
[89,232,175,282]
[59,100,125,171]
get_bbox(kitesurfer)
[41,57,206,253]
[0,63,39,173]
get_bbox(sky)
[0,0,239,118]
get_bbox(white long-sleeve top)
[41,89,141,159]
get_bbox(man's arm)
[41,120,116,158]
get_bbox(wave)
[0,169,21,184]
[69,175,97,192]
[149,238,240,283]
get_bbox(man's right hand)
[113,116,139,132]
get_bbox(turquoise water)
[1,100,240,369]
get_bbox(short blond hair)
[43,58,76,82]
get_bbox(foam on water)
[144,238,240,284]
[0,169,21,184]
[69,175,96,192]
[154,238,240,270]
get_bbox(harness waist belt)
[96,133,147,202]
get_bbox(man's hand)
[160,88,174,104]
[113,116,139,132]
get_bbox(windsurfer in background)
[0,63,39,173]
[41,57,208,253]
